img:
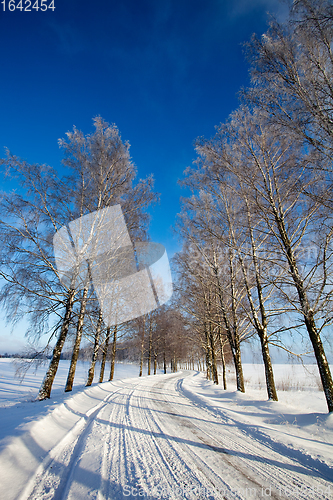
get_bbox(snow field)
[0,362,332,499]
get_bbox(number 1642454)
[1,0,55,11]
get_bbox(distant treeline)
[0,353,50,359]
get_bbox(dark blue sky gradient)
[0,0,288,257]
[0,0,291,352]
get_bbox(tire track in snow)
[170,372,333,500]
[18,382,126,500]
[15,372,333,500]
[58,374,231,499]
[135,375,238,499]
[64,380,149,499]
[99,378,211,499]
[177,375,333,481]
[149,374,262,499]
[98,384,144,500]
[125,375,223,499]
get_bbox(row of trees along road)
[174,0,333,413]
[0,117,157,400]
[61,304,204,378]
[0,118,204,400]
[1,0,333,414]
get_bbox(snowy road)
[1,371,332,499]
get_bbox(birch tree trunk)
[209,324,219,384]
[205,324,212,380]
[218,330,227,390]
[275,215,333,412]
[86,309,103,386]
[215,274,245,392]
[99,326,111,383]
[249,220,278,401]
[228,250,245,393]
[232,202,278,401]
[139,319,145,377]
[65,285,89,392]
[259,331,278,400]
[171,353,177,373]
[38,288,76,400]
[148,320,152,375]
[109,325,118,381]
[154,351,157,374]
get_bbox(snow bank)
[0,359,141,407]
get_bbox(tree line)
[0,117,210,399]
[173,0,333,413]
[0,118,158,398]
[0,115,206,398]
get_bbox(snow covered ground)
[0,360,332,499]
[0,358,142,407]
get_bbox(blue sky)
[0,0,288,352]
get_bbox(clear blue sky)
[0,0,288,352]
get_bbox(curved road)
[15,372,332,500]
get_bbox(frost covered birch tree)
[0,117,158,400]
[194,107,333,412]
[0,154,82,400]
[55,117,158,393]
